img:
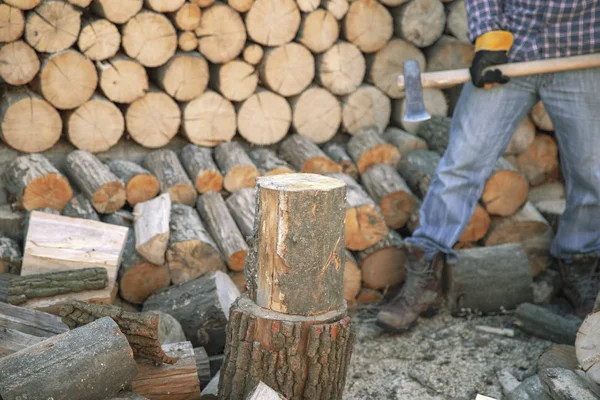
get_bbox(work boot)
[376,244,444,333]
[557,254,600,318]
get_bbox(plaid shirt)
[466,0,600,62]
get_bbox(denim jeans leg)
[405,77,539,262]
[539,68,600,260]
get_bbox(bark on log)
[321,141,359,180]
[134,193,171,265]
[514,302,581,345]
[396,89,448,134]
[297,9,338,53]
[361,163,415,229]
[209,59,257,102]
[168,2,201,29]
[279,134,342,174]
[65,150,126,213]
[0,317,138,400]
[411,115,450,154]
[150,52,209,102]
[180,90,236,147]
[245,0,300,47]
[289,85,341,144]
[178,31,198,51]
[322,0,348,20]
[90,0,142,24]
[347,128,401,173]
[357,230,405,290]
[143,270,240,355]
[0,40,39,86]
[504,116,536,156]
[341,84,391,135]
[247,147,294,176]
[0,237,21,274]
[193,346,212,388]
[24,0,81,53]
[0,327,43,357]
[121,11,177,68]
[481,157,529,217]
[101,209,134,226]
[195,2,246,63]
[315,40,365,96]
[530,101,554,132]
[106,159,161,206]
[538,368,600,400]
[396,149,441,198]
[97,53,149,104]
[3,153,72,212]
[143,149,197,205]
[0,4,24,43]
[538,344,579,372]
[225,187,256,239]
[180,144,223,194]
[458,204,491,243]
[77,18,120,61]
[0,301,68,337]
[535,199,564,234]
[167,204,226,284]
[576,311,600,385]
[245,174,345,315]
[242,43,263,65]
[424,35,474,72]
[391,0,445,48]
[214,141,259,192]
[131,341,201,400]
[516,133,560,186]
[446,0,469,43]
[342,0,392,53]
[236,88,291,146]
[196,191,248,271]
[217,295,354,400]
[61,193,100,220]
[382,127,428,155]
[259,42,314,97]
[227,0,253,12]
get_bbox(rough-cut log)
[131,341,201,400]
[217,295,354,399]
[247,382,286,400]
[143,270,240,355]
[180,90,236,147]
[0,317,137,400]
[197,191,248,271]
[343,0,392,53]
[530,101,554,132]
[134,193,171,265]
[195,2,246,63]
[0,327,43,357]
[143,149,197,205]
[227,0,252,12]
[356,288,383,305]
[167,204,225,284]
[316,40,365,96]
[0,4,23,43]
[247,148,294,176]
[245,174,345,315]
[178,31,197,51]
[0,88,61,153]
[0,237,21,274]
[410,115,450,154]
[361,164,415,229]
[126,86,181,149]
[65,94,124,153]
[106,160,160,206]
[391,0,445,48]
[327,173,388,251]
[514,303,581,345]
[193,347,212,387]
[528,181,565,206]
[356,230,404,290]
[446,0,469,43]
[576,312,600,385]
[242,43,263,65]
[424,35,474,72]
[209,59,257,102]
[323,0,348,19]
[516,133,559,186]
[482,157,529,217]
[396,89,448,134]
[168,2,201,29]
[236,88,291,145]
[0,40,39,86]
[297,9,338,53]
[445,243,533,315]
[539,368,600,400]
[122,11,177,68]
[77,18,120,61]
[322,141,359,180]
[90,0,142,24]
[97,54,149,104]
[396,149,440,198]
[145,0,184,12]
[62,193,100,220]
[538,344,579,372]
[24,0,81,53]
[289,85,341,144]
[458,204,491,243]
[214,141,259,192]
[245,0,299,47]
[180,144,223,194]
[3,153,72,212]
[382,127,428,155]
[225,187,256,239]
[279,134,342,174]
[504,116,536,155]
[38,49,97,110]
[259,42,314,97]
[150,52,209,102]
[341,84,391,135]
[0,302,68,337]
[347,128,401,173]
[65,150,126,213]
[535,199,564,234]
[101,209,134,226]
[0,207,25,242]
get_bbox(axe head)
[401,60,431,123]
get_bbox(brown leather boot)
[557,254,600,318]
[376,244,445,333]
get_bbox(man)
[376,0,600,332]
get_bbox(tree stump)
[180,144,223,194]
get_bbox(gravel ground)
[343,304,552,400]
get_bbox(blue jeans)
[405,67,600,264]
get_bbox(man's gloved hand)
[470,30,514,88]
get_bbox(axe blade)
[402,60,431,123]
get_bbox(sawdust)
[344,305,551,400]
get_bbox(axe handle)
[398,52,600,90]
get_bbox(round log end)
[302,157,342,174]
[223,165,259,192]
[482,170,529,216]
[361,246,405,290]
[380,191,415,229]
[458,204,491,242]
[228,249,248,272]
[120,262,171,304]
[344,257,361,302]
[22,173,73,212]
[126,173,161,206]
[357,144,401,174]
[166,240,227,284]
[345,205,388,250]
[196,170,224,194]
[167,184,197,206]
[92,181,127,213]
[264,167,294,176]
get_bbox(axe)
[400,52,600,122]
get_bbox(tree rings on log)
[0,40,39,86]
[0,5,24,43]
[357,230,405,290]
[122,11,177,68]
[150,51,209,102]
[391,0,445,48]
[481,157,529,217]
[180,144,223,194]
[214,141,259,192]
[297,9,339,53]
[237,89,291,146]
[245,0,300,47]
[259,42,314,97]
[242,43,263,65]
[178,31,198,51]
[209,59,258,102]
[316,41,365,96]
[97,54,149,104]
[181,90,236,147]
[530,101,554,132]
[504,116,536,156]
[343,0,392,53]
[341,84,391,135]
[77,18,120,61]
[323,0,349,20]
[145,0,185,12]
[347,128,401,173]
[458,204,491,243]
[168,2,201,29]
[289,85,341,144]
[24,0,81,53]
[90,0,142,24]
[195,2,246,63]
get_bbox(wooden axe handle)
[398,53,600,90]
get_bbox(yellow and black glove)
[469,30,514,88]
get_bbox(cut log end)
[23,173,73,212]
[194,170,223,194]
[228,249,248,272]
[167,184,198,206]
[127,174,161,206]
[120,262,171,305]
[93,182,127,214]
[0,40,39,86]
[345,205,388,251]
[223,165,259,193]
[380,191,415,229]
[482,170,529,216]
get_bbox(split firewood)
[227,0,253,12]
[0,88,62,153]
[77,18,120,61]
[357,230,405,290]
[424,35,474,72]
[145,0,184,12]
[504,116,536,155]
[197,191,248,271]
[297,9,339,53]
[209,59,257,102]
[391,0,445,48]
[242,43,263,65]
[90,0,142,24]
[236,88,292,146]
[0,302,68,337]
[180,144,223,194]
[101,209,135,227]
[195,2,246,63]
[247,148,294,176]
[516,133,560,186]
[64,150,126,213]
[225,188,256,239]
[315,40,365,96]
[396,90,448,134]
[150,52,209,102]
[143,270,240,355]
[481,157,529,217]
[245,0,299,47]
[247,382,286,400]
[279,134,342,174]
[535,199,565,233]
[347,128,401,173]
[322,141,359,180]
[96,54,149,104]
[343,0,392,53]
[121,11,177,68]
[167,204,226,284]
[0,327,43,357]
[214,141,259,192]
[143,149,197,205]
[201,372,220,399]
[458,204,491,243]
[0,237,21,274]
[24,0,81,53]
[59,300,180,364]
[0,4,24,43]
[327,173,388,251]
[0,317,138,400]
[178,31,198,51]
[530,101,554,132]
[538,368,600,400]
[446,0,469,43]
[538,344,579,372]
[0,40,39,86]
[341,84,391,135]
[193,347,212,388]
[63,192,100,220]
[134,193,170,265]
[106,159,161,206]
[289,85,341,144]
[180,90,236,147]
[344,251,361,303]
[382,127,429,155]
[131,341,201,400]
[323,0,349,20]
[3,153,73,212]
[446,243,533,315]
